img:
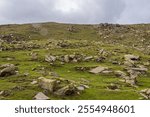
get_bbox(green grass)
[0,22,150,100]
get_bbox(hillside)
[0,22,150,100]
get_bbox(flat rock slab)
[124,54,139,61]
[89,66,108,74]
[34,92,50,100]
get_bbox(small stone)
[23,72,29,76]
[146,89,150,95]
[107,83,119,90]
[84,56,93,61]
[102,70,113,74]
[31,80,38,85]
[0,91,4,95]
[77,86,85,91]
[34,92,50,100]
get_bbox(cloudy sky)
[0,0,150,24]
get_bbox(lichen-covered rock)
[54,84,77,96]
[45,55,56,63]
[0,64,18,77]
[38,77,57,93]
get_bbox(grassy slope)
[0,22,150,100]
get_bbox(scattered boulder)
[131,67,148,73]
[77,86,85,91]
[31,80,38,85]
[0,90,13,97]
[38,77,57,93]
[54,84,77,96]
[101,70,113,74]
[34,92,50,100]
[0,64,18,77]
[107,83,119,90]
[114,70,127,78]
[30,52,38,60]
[124,54,140,61]
[64,55,70,63]
[89,66,109,74]
[139,89,150,99]
[123,54,140,67]
[83,56,93,62]
[45,55,56,63]
[96,56,105,62]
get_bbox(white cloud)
[0,0,149,24]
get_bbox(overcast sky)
[0,0,150,24]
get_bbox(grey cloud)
[0,0,149,24]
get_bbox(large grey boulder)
[0,64,18,77]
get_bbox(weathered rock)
[89,66,108,74]
[124,54,140,61]
[107,83,119,90]
[54,84,77,96]
[101,70,113,74]
[30,52,38,60]
[83,56,93,61]
[143,62,150,66]
[45,55,56,63]
[125,79,136,86]
[38,77,57,93]
[131,67,148,73]
[34,92,50,100]
[0,91,4,95]
[0,64,18,77]
[124,61,134,67]
[139,88,150,99]
[0,90,13,97]
[112,61,119,64]
[96,56,105,62]
[31,80,38,85]
[64,55,69,63]
[114,70,127,78]
[77,86,85,91]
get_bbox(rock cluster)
[114,54,148,86]
[38,77,88,97]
